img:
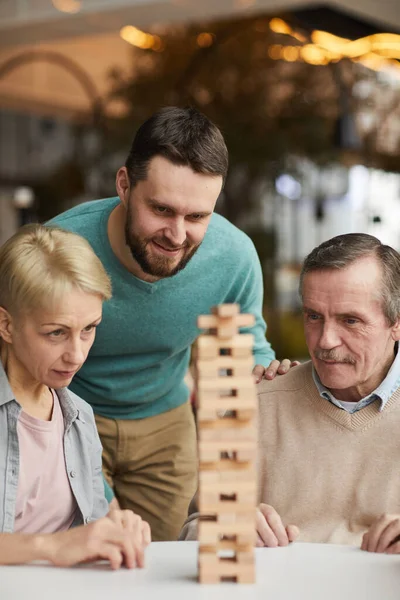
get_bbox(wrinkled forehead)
[301,264,385,315]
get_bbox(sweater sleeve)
[178,491,199,541]
[234,239,275,366]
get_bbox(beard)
[125,214,201,279]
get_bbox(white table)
[1,541,399,600]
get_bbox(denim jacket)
[0,363,108,533]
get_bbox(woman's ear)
[0,307,13,344]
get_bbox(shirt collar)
[0,360,15,407]
[0,359,79,424]
[312,345,400,413]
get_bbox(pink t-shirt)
[14,390,77,533]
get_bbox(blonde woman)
[0,224,150,569]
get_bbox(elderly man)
[181,233,400,554]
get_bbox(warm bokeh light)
[120,26,164,51]
[268,45,282,60]
[300,45,329,65]
[52,0,81,13]
[197,33,215,48]
[266,18,400,74]
[282,46,299,62]
[235,0,256,7]
[152,36,165,52]
[269,18,292,36]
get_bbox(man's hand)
[253,359,300,384]
[361,514,400,554]
[256,503,299,547]
[44,513,150,569]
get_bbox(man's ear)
[115,167,131,209]
[391,318,400,342]
[0,307,13,344]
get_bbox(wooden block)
[199,446,256,463]
[216,326,239,340]
[197,408,257,422]
[199,458,256,472]
[198,571,220,584]
[199,440,256,455]
[211,304,240,317]
[197,388,257,402]
[199,500,256,514]
[199,482,257,498]
[198,520,255,542]
[196,408,221,421]
[199,469,257,484]
[197,389,257,404]
[197,334,254,352]
[197,408,256,422]
[236,409,257,421]
[195,337,220,359]
[237,567,255,584]
[196,356,254,377]
[198,555,255,583]
[198,416,256,431]
[197,314,255,331]
[197,376,255,392]
[199,567,255,585]
[199,424,256,442]
[198,532,256,547]
[217,513,237,524]
[200,541,253,553]
[199,489,257,506]
[197,397,257,414]
[231,346,253,359]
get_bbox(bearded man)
[49,107,290,541]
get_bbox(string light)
[197,33,215,48]
[268,18,400,74]
[52,0,81,13]
[120,26,164,52]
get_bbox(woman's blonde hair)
[0,224,112,316]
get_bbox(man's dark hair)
[300,233,400,325]
[125,106,228,186]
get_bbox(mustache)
[152,238,190,251]
[315,349,356,365]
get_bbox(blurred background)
[1,0,400,360]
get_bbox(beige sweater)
[181,362,400,545]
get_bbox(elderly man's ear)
[391,319,400,342]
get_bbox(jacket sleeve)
[89,419,109,521]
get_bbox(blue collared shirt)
[312,348,400,414]
[0,361,108,533]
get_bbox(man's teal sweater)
[49,197,275,420]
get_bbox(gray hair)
[299,233,400,325]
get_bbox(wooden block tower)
[195,303,258,584]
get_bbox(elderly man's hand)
[255,503,299,547]
[361,514,400,554]
[253,359,300,384]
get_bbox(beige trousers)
[95,402,197,542]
